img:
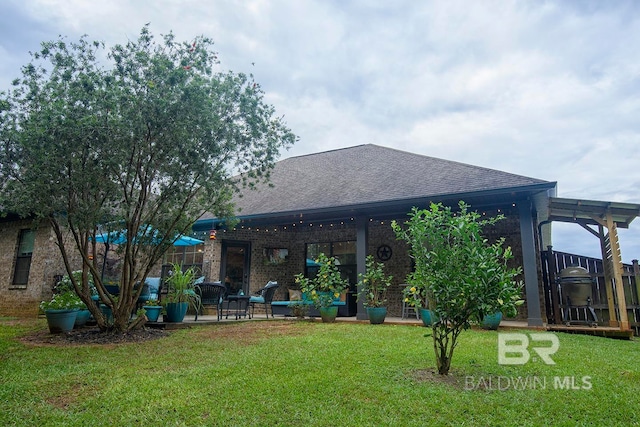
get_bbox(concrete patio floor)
[150,313,532,330]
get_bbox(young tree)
[392,202,523,375]
[0,26,296,332]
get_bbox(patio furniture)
[249,281,279,318]
[226,294,251,319]
[271,291,348,317]
[195,282,226,321]
[401,284,420,320]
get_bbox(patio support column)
[519,201,544,327]
[597,224,618,327]
[356,217,368,320]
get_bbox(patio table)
[225,294,251,320]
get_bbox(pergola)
[547,197,640,331]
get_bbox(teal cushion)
[250,296,265,303]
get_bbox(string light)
[207,208,513,235]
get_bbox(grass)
[1,319,639,426]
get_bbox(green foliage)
[39,291,85,311]
[402,284,429,309]
[295,253,349,308]
[392,201,523,375]
[0,25,296,332]
[164,263,200,310]
[357,255,393,307]
[55,270,96,296]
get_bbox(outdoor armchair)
[195,282,226,321]
[249,281,279,318]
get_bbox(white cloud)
[2,0,640,261]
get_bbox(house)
[4,144,636,329]
[192,144,557,325]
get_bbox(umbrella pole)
[101,243,110,283]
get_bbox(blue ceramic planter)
[74,309,91,328]
[319,306,338,323]
[366,307,387,324]
[143,306,162,322]
[164,302,188,323]
[482,312,503,330]
[419,308,438,327]
[100,304,114,325]
[45,309,78,334]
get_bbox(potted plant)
[163,263,200,322]
[294,253,348,323]
[357,255,393,324]
[55,271,96,328]
[142,299,162,322]
[40,291,85,333]
[402,284,437,326]
[290,303,309,320]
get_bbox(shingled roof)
[200,144,555,224]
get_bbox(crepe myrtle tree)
[392,202,523,375]
[0,25,296,332]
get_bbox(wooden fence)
[540,247,640,335]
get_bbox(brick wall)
[211,211,529,318]
[0,220,81,318]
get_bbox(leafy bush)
[357,255,393,307]
[295,253,349,308]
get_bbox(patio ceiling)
[547,197,640,229]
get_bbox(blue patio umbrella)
[172,235,205,246]
[94,230,204,246]
[93,229,204,281]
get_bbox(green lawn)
[1,319,639,426]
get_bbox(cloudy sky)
[1,0,639,262]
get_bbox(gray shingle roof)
[203,144,554,221]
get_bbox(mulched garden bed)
[21,326,169,346]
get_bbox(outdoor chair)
[195,282,226,321]
[249,281,279,318]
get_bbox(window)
[12,229,36,288]
[164,244,205,274]
[305,241,357,285]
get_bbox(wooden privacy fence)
[541,247,640,335]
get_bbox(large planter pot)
[100,304,114,325]
[74,309,91,328]
[164,302,188,323]
[143,306,162,322]
[482,312,503,330]
[319,306,338,323]
[45,309,78,334]
[419,308,438,327]
[366,307,387,324]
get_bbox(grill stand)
[562,295,598,327]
